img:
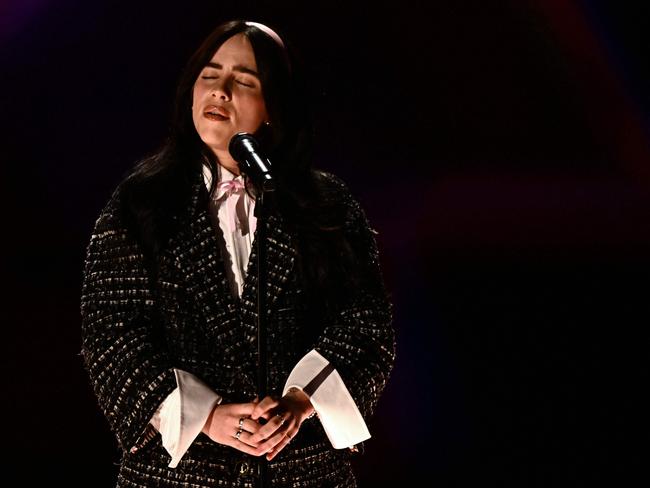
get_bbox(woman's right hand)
[201,401,276,456]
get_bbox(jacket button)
[235,460,250,476]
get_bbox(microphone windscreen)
[228,132,258,163]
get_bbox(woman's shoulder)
[311,169,370,231]
[312,170,357,206]
[91,175,135,234]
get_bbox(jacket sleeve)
[313,175,396,422]
[80,190,177,452]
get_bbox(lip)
[204,112,228,122]
[204,104,230,118]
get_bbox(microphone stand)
[254,189,270,405]
[229,132,275,488]
[253,184,272,488]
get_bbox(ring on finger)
[235,427,243,440]
[275,413,286,425]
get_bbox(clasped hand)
[202,388,315,461]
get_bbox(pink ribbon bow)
[214,177,255,235]
[216,178,246,200]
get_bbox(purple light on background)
[522,0,650,181]
[0,0,52,45]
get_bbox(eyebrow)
[204,62,259,78]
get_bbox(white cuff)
[283,349,371,449]
[151,369,222,468]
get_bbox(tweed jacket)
[80,168,396,487]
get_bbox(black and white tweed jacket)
[80,169,395,487]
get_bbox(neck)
[213,149,241,176]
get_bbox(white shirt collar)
[202,162,244,191]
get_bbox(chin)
[203,140,228,154]
[199,132,228,150]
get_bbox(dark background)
[3,0,649,486]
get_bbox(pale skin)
[193,33,315,461]
[201,388,315,461]
[192,33,269,176]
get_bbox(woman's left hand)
[249,388,315,460]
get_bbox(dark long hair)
[119,20,360,312]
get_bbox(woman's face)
[192,33,269,155]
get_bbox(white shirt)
[203,163,257,299]
[149,163,370,468]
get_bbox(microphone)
[228,132,275,192]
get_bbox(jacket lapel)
[163,193,242,347]
[239,210,298,317]
[164,168,298,339]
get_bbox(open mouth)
[204,105,230,121]
[204,112,228,121]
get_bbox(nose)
[211,77,231,101]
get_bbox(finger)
[234,419,283,448]
[256,427,288,454]
[249,413,290,444]
[231,430,287,457]
[257,422,295,455]
[235,403,257,417]
[250,396,279,420]
[237,429,264,449]
[272,424,300,451]
[233,416,255,437]
[256,408,275,423]
[242,418,261,434]
[250,396,280,420]
[266,431,295,461]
